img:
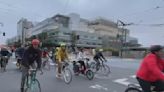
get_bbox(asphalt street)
[0,55,142,92]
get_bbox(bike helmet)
[60,43,66,47]
[32,39,40,45]
[150,45,163,53]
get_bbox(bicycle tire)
[2,59,6,72]
[63,67,72,84]
[42,61,50,71]
[125,87,142,92]
[86,70,94,80]
[25,79,41,92]
[99,64,111,76]
[24,76,29,92]
[90,62,97,73]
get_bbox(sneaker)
[56,74,61,78]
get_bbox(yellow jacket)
[56,47,69,62]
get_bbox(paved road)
[0,56,142,92]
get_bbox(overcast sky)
[0,0,164,46]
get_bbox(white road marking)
[89,84,108,91]
[113,78,130,86]
[130,75,136,78]
[12,62,17,64]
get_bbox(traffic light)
[3,32,5,36]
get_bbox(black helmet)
[150,45,163,53]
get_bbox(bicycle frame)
[26,69,37,87]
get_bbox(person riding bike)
[56,43,70,78]
[16,45,25,68]
[42,48,49,60]
[74,48,86,74]
[0,47,10,68]
[54,47,59,64]
[93,49,107,66]
[20,39,42,92]
[136,45,164,92]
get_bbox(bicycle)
[16,57,23,71]
[73,58,94,80]
[0,56,8,72]
[23,69,43,92]
[42,57,50,71]
[90,60,110,76]
[125,83,164,92]
[56,62,72,84]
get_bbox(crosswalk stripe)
[130,75,136,78]
[113,78,130,86]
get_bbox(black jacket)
[0,49,10,56]
[17,47,25,58]
[22,46,41,69]
[94,52,105,60]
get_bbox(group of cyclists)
[0,39,107,92]
[3,38,164,92]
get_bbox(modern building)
[88,18,122,37]
[68,13,94,32]
[28,14,70,37]
[17,18,33,45]
[25,13,138,50]
[44,27,102,48]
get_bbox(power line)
[121,6,163,19]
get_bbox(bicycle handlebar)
[28,68,43,75]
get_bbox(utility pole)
[117,20,133,58]
[0,23,4,36]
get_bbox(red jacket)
[42,51,48,58]
[137,53,164,82]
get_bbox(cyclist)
[16,45,25,68]
[136,45,164,92]
[76,48,86,74]
[93,49,107,65]
[54,47,59,64]
[42,48,49,66]
[20,39,42,92]
[0,47,10,68]
[56,43,70,78]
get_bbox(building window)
[93,43,96,45]
[63,32,71,35]
[84,35,88,38]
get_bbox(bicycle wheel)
[125,87,142,92]
[86,70,94,80]
[42,61,50,71]
[42,61,46,68]
[63,67,72,84]
[2,60,6,72]
[25,79,41,92]
[24,76,30,92]
[46,62,50,71]
[89,62,97,73]
[98,64,110,76]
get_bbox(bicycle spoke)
[63,68,72,84]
